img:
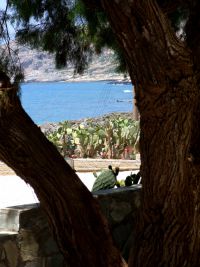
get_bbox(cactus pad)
[92,166,118,192]
[125,171,141,186]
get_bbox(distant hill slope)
[15,43,127,82]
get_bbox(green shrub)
[45,116,140,159]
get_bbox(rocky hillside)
[15,43,126,82]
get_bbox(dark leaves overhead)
[9,0,93,74]
[0,2,24,85]
[8,0,129,75]
[157,0,189,33]
[8,0,191,76]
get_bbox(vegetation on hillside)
[46,116,139,159]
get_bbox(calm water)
[21,81,133,124]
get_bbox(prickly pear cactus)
[92,168,117,192]
[124,171,141,186]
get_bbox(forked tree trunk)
[0,77,126,267]
[100,0,200,266]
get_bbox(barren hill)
[16,44,126,82]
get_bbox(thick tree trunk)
[133,97,139,121]
[0,78,126,267]
[100,0,200,266]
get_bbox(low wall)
[0,158,140,174]
[0,185,141,266]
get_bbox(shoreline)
[23,78,132,84]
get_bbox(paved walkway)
[0,170,138,208]
[0,158,140,208]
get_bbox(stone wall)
[0,186,141,266]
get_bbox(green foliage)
[47,121,76,157]
[0,3,24,85]
[9,0,128,75]
[8,0,190,78]
[124,171,141,186]
[92,167,141,192]
[92,166,118,192]
[45,116,140,159]
[9,0,93,73]
[116,179,125,187]
[0,0,192,80]
[0,48,24,85]
[103,117,140,158]
[71,0,128,74]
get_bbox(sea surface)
[21,81,133,124]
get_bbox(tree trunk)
[0,77,126,267]
[100,0,200,266]
[133,97,139,121]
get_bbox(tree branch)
[101,0,191,85]
[82,0,102,11]
[157,0,197,14]
[0,72,126,267]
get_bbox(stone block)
[0,209,19,232]
[0,186,141,266]
[0,234,19,267]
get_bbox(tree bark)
[0,77,126,267]
[100,0,200,266]
[133,96,139,121]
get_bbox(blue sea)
[21,81,133,124]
